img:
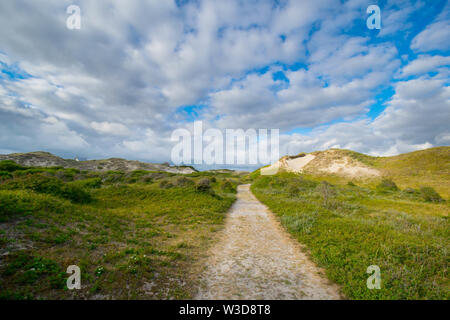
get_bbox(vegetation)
[0,160,241,299]
[251,172,449,300]
[350,147,449,198]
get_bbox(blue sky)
[0,0,449,169]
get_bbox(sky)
[0,0,449,170]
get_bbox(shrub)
[196,178,213,194]
[159,180,174,189]
[0,160,25,172]
[140,175,153,184]
[0,190,71,220]
[175,176,194,187]
[288,185,300,196]
[54,169,78,181]
[149,172,168,180]
[1,173,63,194]
[347,181,356,187]
[0,171,13,180]
[316,181,336,208]
[403,187,417,193]
[376,179,398,192]
[221,180,236,193]
[419,186,444,203]
[102,171,124,184]
[0,174,91,203]
[60,184,92,203]
[69,178,102,189]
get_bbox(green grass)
[0,161,239,299]
[251,173,449,300]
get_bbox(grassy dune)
[327,147,450,199]
[251,172,449,299]
[0,161,240,299]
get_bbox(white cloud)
[0,0,448,165]
[280,72,450,157]
[400,55,450,77]
[411,3,450,52]
[91,121,130,136]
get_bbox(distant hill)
[0,151,197,174]
[262,147,450,198]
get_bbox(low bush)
[419,186,444,203]
[376,179,399,192]
[68,178,102,189]
[196,178,213,194]
[60,184,92,203]
[315,181,336,208]
[0,171,13,180]
[221,180,236,193]
[175,176,194,187]
[0,174,91,203]
[159,180,174,189]
[287,185,300,196]
[0,190,71,220]
[0,160,25,172]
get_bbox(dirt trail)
[195,184,342,300]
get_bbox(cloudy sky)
[0,0,449,169]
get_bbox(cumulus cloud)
[411,2,450,52]
[0,0,448,168]
[400,55,450,77]
[280,72,450,157]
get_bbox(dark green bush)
[0,171,13,180]
[60,184,91,203]
[196,178,213,194]
[419,186,444,203]
[0,160,25,172]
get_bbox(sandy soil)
[195,184,342,300]
[286,154,316,172]
[318,157,380,178]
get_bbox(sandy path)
[195,184,341,300]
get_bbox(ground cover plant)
[0,160,238,299]
[250,172,449,299]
